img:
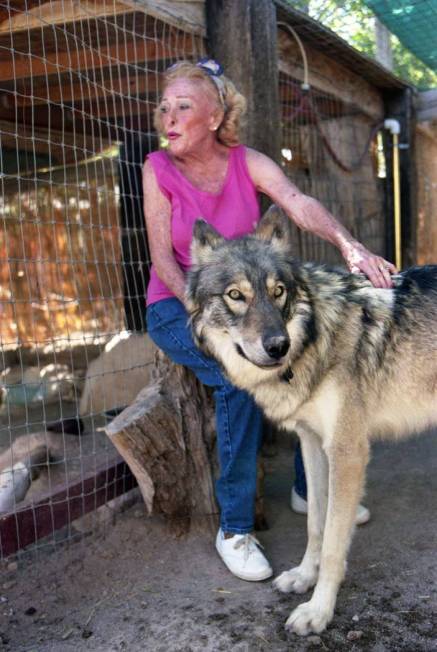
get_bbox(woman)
[143,59,395,582]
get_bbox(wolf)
[186,206,437,636]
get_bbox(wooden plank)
[206,0,281,164]
[0,1,43,28]
[0,458,137,558]
[278,30,384,122]
[0,120,111,162]
[0,1,206,37]
[121,0,206,36]
[78,95,154,119]
[0,33,181,83]
[0,10,150,60]
[0,0,132,34]
[4,70,161,108]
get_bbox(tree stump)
[105,351,219,537]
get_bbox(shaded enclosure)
[0,1,432,558]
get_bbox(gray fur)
[186,207,437,636]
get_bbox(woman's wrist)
[338,236,360,260]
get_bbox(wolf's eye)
[274,285,285,298]
[228,289,244,301]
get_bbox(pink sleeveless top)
[146,145,261,305]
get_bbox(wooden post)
[205,0,281,165]
[383,88,418,268]
[205,0,280,449]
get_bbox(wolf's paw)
[284,600,333,636]
[273,567,317,594]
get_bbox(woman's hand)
[244,149,398,289]
[341,240,397,288]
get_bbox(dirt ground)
[1,430,436,652]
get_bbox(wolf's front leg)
[274,426,328,595]
[285,435,369,636]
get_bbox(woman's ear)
[208,107,224,132]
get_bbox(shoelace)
[233,533,264,561]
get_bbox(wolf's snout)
[262,334,290,360]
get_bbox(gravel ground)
[1,430,436,652]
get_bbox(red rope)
[289,88,383,174]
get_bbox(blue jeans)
[146,297,306,533]
[294,441,307,499]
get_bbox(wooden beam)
[0,120,112,163]
[76,95,154,119]
[0,0,132,34]
[0,32,185,83]
[120,0,206,36]
[0,2,206,37]
[0,458,136,558]
[3,70,160,108]
[206,0,281,164]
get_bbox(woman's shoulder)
[242,147,279,184]
[145,150,176,186]
[244,146,272,167]
[146,149,170,169]
[143,151,173,200]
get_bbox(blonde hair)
[153,60,247,147]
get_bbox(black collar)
[280,366,294,383]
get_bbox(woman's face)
[158,78,221,157]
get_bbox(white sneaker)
[215,529,273,581]
[290,487,371,525]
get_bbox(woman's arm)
[142,159,186,302]
[245,148,397,288]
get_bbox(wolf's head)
[187,206,298,372]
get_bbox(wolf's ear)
[191,219,225,265]
[254,205,293,255]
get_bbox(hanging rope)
[292,87,384,173]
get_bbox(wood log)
[105,350,268,537]
[105,351,219,537]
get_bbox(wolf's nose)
[263,335,290,360]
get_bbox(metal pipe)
[392,132,402,269]
[277,21,310,90]
[384,119,402,269]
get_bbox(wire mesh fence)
[0,1,205,559]
[277,21,387,265]
[0,1,424,561]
